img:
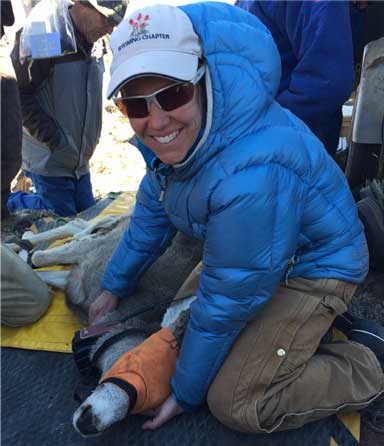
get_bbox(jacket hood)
[138,2,281,178]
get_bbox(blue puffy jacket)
[102,2,368,411]
[236,0,355,156]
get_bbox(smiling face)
[122,76,203,165]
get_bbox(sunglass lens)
[157,83,195,112]
[118,98,148,118]
[116,82,195,118]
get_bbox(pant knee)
[207,375,241,431]
[1,244,52,327]
[29,287,52,321]
[1,287,51,327]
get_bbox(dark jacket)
[236,0,356,156]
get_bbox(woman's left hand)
[142,396,184,430]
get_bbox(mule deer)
[8,210,203,436]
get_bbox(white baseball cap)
[107,4,202,98]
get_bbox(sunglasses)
[113,65,206,119]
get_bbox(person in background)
[1,0,22,219]
[1,2,51,327]
[235,0,368,158]
[89,2,384,433]
[7,0,127,217]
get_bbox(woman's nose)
[147,102,170,129]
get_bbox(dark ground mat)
[2,347,382,446]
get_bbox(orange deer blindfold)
[100,327,179,414]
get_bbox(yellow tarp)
[1,289,81,353]
[331,412,360,446]
[1,192,133,353]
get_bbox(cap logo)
[129,13,150,37]
[117,12,171,52]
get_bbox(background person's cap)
[87,0,128,25]
[107,4,202,99]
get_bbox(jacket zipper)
[158,176,169,202]
[284,253,297,284]
[154,163,172,202]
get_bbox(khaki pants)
[1,244,52,327]
[178,266,384,433]
[207,276,384,433]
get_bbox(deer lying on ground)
[5,209,203,437]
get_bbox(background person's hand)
[88,290,119,324]
[142,396,184,430]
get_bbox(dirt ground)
[89,95,146,200]
[87,45,145,200]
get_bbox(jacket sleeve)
[11,31,63,150]
[102,173,177,298]
[276,1,354,123]
[171,164,307,411]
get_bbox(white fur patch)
[73,383,129,436]
[35,270,70,289]
[161,295,197,329]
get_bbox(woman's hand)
[142,396,184,430]
[88,290,119,324]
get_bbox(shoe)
[320,311,355,344]
[348,319,384,363]
[320,327,333,344]
[333,312,357,335]
[348,319,384,433]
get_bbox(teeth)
[153,130,179,144]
